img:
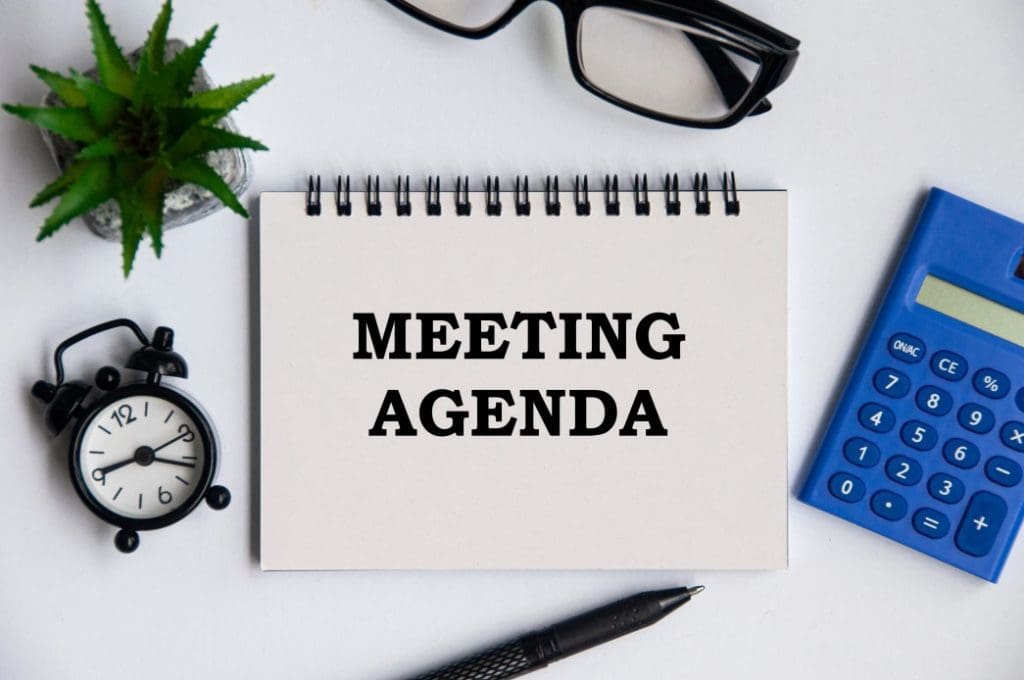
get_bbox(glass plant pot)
[39,39,252,241]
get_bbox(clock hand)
[92,457,136,480]
[151,431,189,453]
[152,457,196,469]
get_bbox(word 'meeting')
[353,312,686,437]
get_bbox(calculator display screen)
[916,275,1024,348]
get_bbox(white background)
[1,1,1023,678]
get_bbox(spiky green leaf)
[30,65,88,107]
[37,158,115,241]
[71,73,128,128]
[169,125,266,162]
[162,106,224,144]
[85,0,134,97]
[167,156,247,217]
[155,26,217,105]
[29,162,89,207]
[75,136,121,160]
[137,167,168,257]
[117,192,145,277]
[183,75,273,121]
[143,1,173,68]
[2,104,100,143]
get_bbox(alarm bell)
[31,379,91,436]
[125,326,188,381]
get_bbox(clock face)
[75,391,212,523]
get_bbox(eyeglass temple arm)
[687,33,771,116]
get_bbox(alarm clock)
[31,318,230,553]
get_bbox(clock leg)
[114,528,139,553]
[205,485,231,510]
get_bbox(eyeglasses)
[383,0,800,129]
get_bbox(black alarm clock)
[31,318,230,553]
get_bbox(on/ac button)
[889,333,926,363]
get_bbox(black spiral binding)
[426,176,441,216]
[396,176,411,216]
[604,175,620,216]
[514,176,531,216]
[306,173,742,218]
[366,175,381,216]
[634,174,650,215]
[573,175,590,216]
[455,176,471,216]
[485,176,502,216]
[545,176,561,216]
[693,173,710,215]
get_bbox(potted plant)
[2,0,272,276]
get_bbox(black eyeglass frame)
[384,0,799,129]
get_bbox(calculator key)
[973,368,1010,399]
[885,455,923,486]
[985,456,1022,487]
[958,403,995,434]
[900,420,937,450]
[828,473,865,503]
[999,421,1024,452]
[931,350,968,381]
[874,368,910,398]
[942,438,980,469]
[888,333,926,363]
[843,437,880,468]
[913,508,950,539]
[870,490,908,521]
[955,492,1007,557]
[1016,387,1024,413]
[928,473,965,504]
[859,403,895,433]
[915,385,952,416]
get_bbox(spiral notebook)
[259,173,788,570]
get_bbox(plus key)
[955,492,1007,557]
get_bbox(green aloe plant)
[2,0,272,276]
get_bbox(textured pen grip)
[410,641,533,680]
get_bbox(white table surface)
[2,1,1024,678]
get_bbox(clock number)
[110,404,138,428]
[179,423,195,443]
[91,468,106,485]
[158,486,173,505]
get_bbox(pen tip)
[687,585,705,597]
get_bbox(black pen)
[408,586,704,680]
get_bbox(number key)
[928,472,965,504]
[901,420,937,450]
[874,368,910,398]
[958,403,995,434]
[843,437,880,468]
[859,403,895,433]
[942,438,980,469]
[915,385,952,416]
[886,455,922,486]
[829,472,865,503]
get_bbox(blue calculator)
[800,188,1024,582]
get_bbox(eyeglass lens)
[577,8,762,122]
